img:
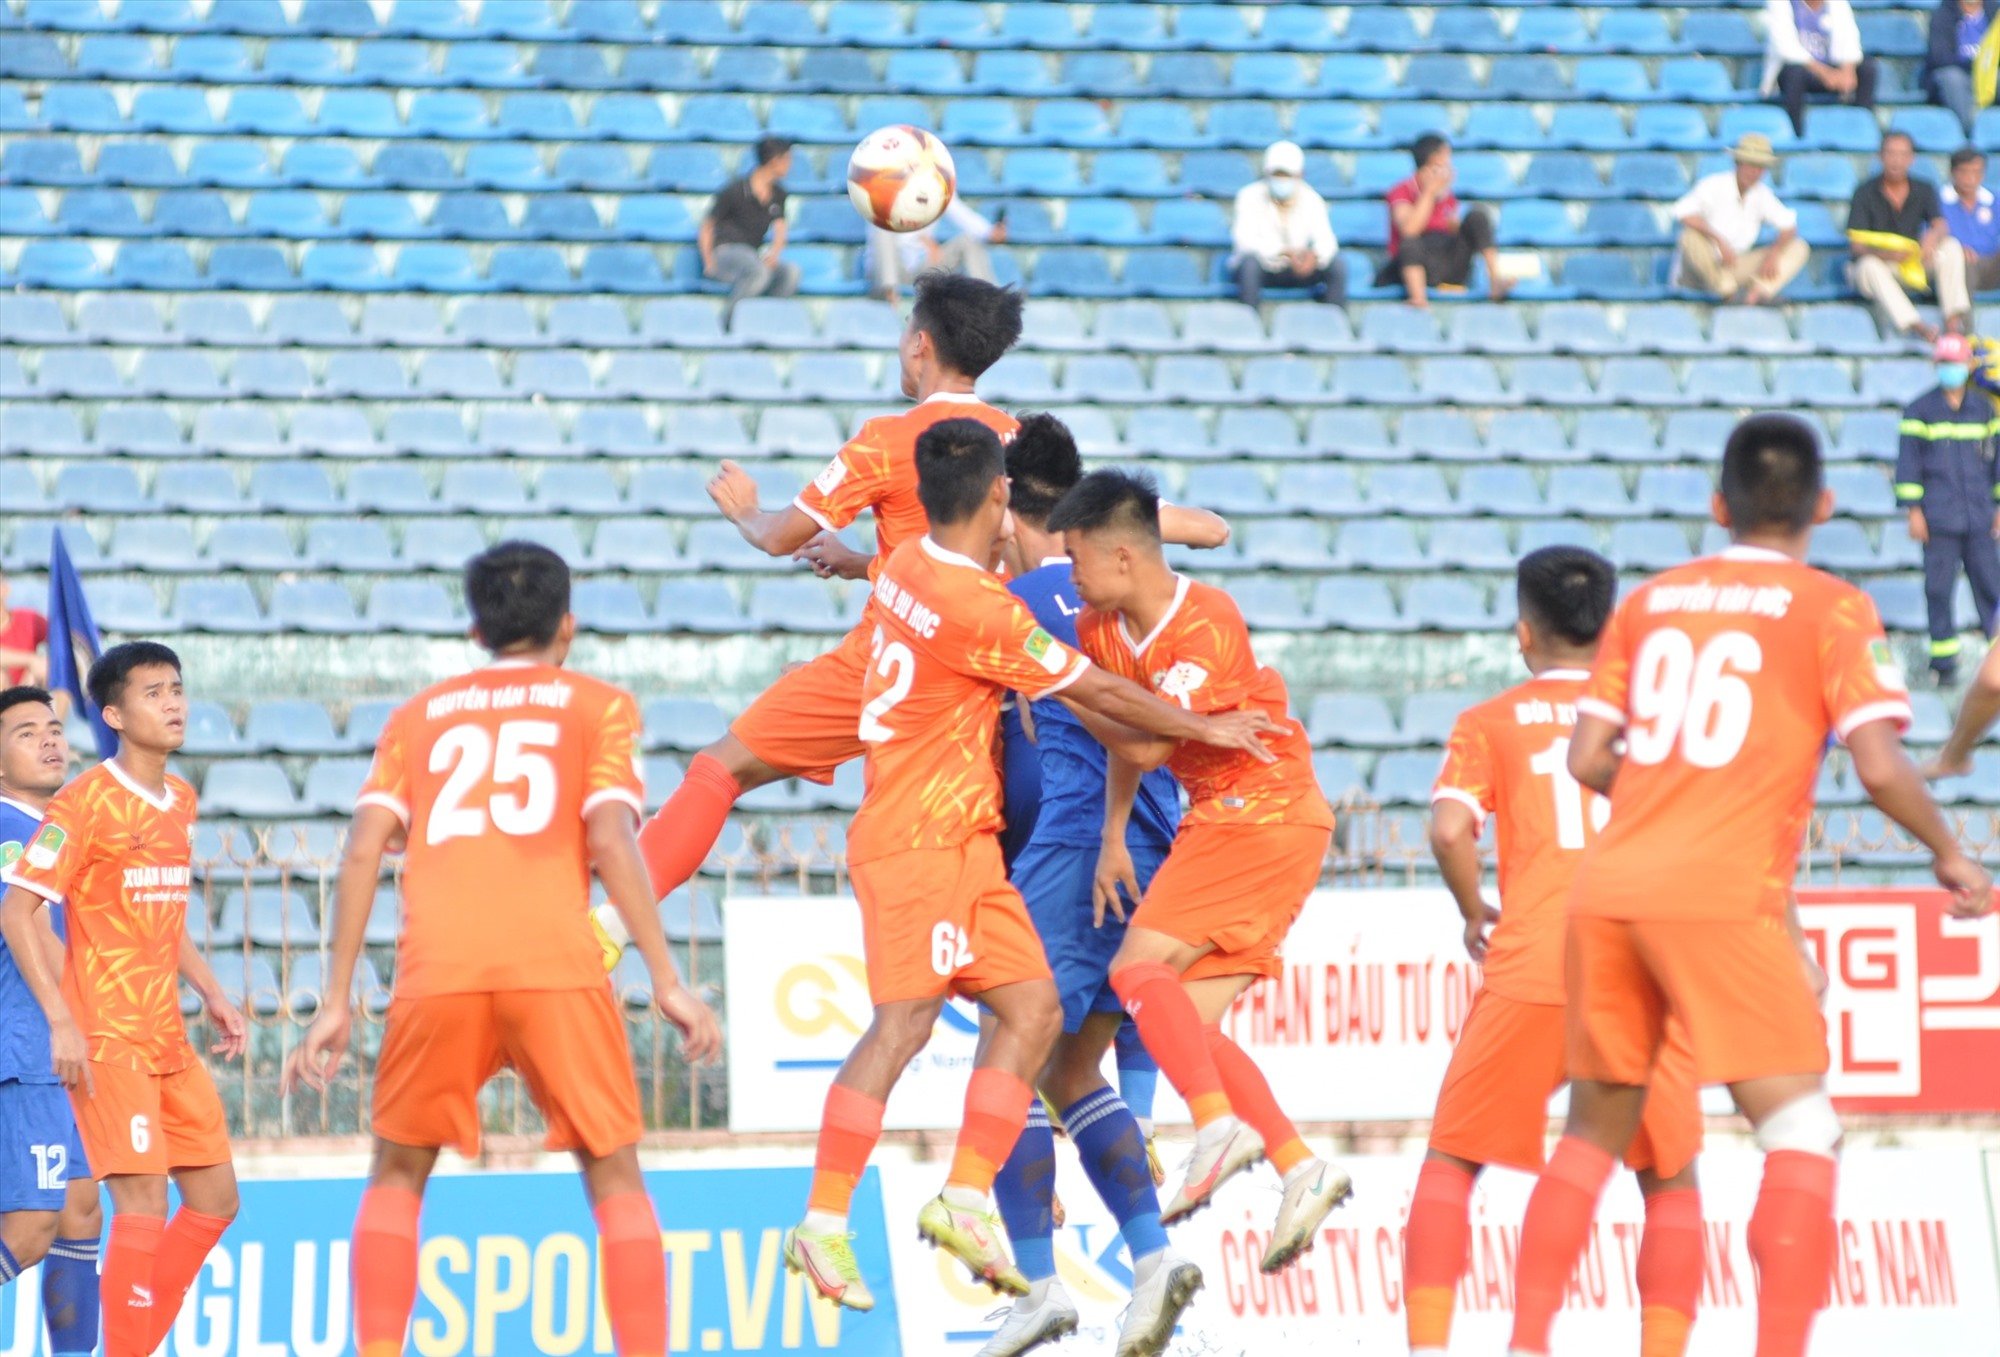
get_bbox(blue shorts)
[1012,840,1169,1033]
[0,1079,89,1212]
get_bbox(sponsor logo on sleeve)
[24,824,65,870]
[1155,661,1210,705]
[1024,627,1068,675]
[1869,639,1908,693]
[813,457,847,496]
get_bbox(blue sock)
[44,1236,101,1356]
[1062,1087,1168,1264]
[0,1237,20,1285]
[1115,1022,1160,1127]
[992,1102,1057,1283]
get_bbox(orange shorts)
[849,835,1052,1005]
[729,626,869,785]
[1567,914,1829,1088]
[373,987,642,1159]
[1133,822,1331,983]
[1429,989,1703,1178]
[71,1059,230,1178]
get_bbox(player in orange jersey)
[282,543,722,1357]
[1408,547,1704,1357]
[1049,470,1352,1273]
[785,421,1278,1320]
[1509,415,1995,1357]
[0,643,246,1357]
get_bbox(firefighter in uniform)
[1898,332,2000,685]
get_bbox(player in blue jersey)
[982,417,1230,1357]
[0,687,101,1357]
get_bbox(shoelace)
[815,1231,862,1278]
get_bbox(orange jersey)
[1433,670,1605,1005]
[848,536,1093,866]
[792,393,1019,586]
[1575,546,1912,923]
[1075,578,1332,829]
[358,661,646,998]
[1,761,199,1073]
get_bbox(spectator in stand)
[699,136,800,329]
[1671,134,1810,304]
[1230,141,1343,308]
[0,573,47,687]
[1378,134,1506,308]
[1850,131,1967,342]
[1896,333,2000,686]
[1943,147,2000,295]
[866,197,1005,301]
[1763,0,1879,138]
[1925,0,1999,136]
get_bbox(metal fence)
[177,802,2000,1146]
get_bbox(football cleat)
[918,1195,1029,1296]
[1116,1257,1204,1357]
[1160,1121,1264,1226]
[1260,1160,1354,1273]
[975,1285,1081,1357]
[783,1225,875,1312]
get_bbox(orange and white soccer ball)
[847,125,957,233]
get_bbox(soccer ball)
[847,125,957,233]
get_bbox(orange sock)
[143,1207,232,1348]
[1204,1026,1309,1174]
[1748,1152,1836,1357]
[948,1068,1035,1195]
[808,1084,885,1218]
[353,1185,423,1357]
[1638,1188,1703,1357]
[1509,1136,1616,1356]
[100,1213,163,1357]
[596,1192,667,1357]
[1111,962,1232,1128]
[636,753,741,898]
[1403,1158,1477,1349]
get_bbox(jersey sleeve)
[1577,597,1637,728]
[1822,589,1915,742]
[794,420,896,532]
[954,576,1093,701]
[582,688,647,821]
[1432,713,1497,824]
[0,780,91,904]
[355,704,413,826]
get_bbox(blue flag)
[46,530,116,757]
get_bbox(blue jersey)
[0,795,60,1084]
[1000,560,1182,861]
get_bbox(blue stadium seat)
[1421,357,1512,406]
[1431,519,1515,570]
[1610,521,1696,570]
[270,581,367,634]
[1313,577,1408,632]
[202,762,301,818]
[1631,104,1716,151]
[1406,579,1498,632]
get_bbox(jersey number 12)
[1529,737,1609,850]
[859,627,915,743]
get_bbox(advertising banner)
[1796,888,2000,1113]
[0,1164,898,1357]
[885,1148,2000,1356]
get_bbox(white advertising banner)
[884,1147,2000,1356]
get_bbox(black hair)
[1046,468,1163,542]
[1005,413,1083,524]
[1720,413,1826,533]
[0,686,56,724]
[1952,146,1986,172]
[1411,133,1450,169]
[910,272,1024,380]
[1516,547,1616,650]
[915,418,1007,526]
[87,641,181,711]
[755,135,792,167]
[1880,129,1916,152]
[465,540,570,652]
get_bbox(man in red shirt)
[1380,134,1508,307]
[0,574,49,688]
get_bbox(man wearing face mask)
[1896,332,2000,685]
[1229,141,1342,308]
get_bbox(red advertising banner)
[1797,888,2000,1114]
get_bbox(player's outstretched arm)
[1566,714,1624,796]
[0,885,88,1092]
[1159,504,1231,550]
[1847,719,1996,917]
[1924,645,2000,780]
[1063,667,1284,766]
[587,803,724,1066]
[1429,800,1500,963]
[177,929,246,1061]
[282,803,399,1095]
[710,460,824,558]
[794,530,875,580]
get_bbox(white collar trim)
[0,794,47,822]
[1539,668,1593,682]
[1036,554,1072,568]
[920,535,983,570]
[488,658,538,670]
[922,391,983,405]
[1121,574,1191,655]
[1721,545,1792,563]
[104,757,174,812]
